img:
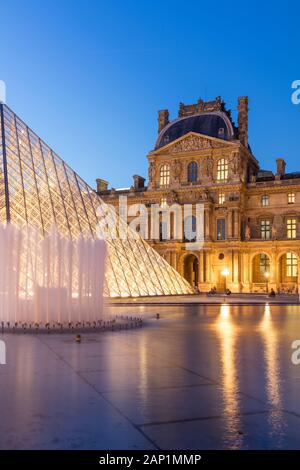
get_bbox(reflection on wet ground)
[1,303,300,449]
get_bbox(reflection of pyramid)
[0,103,192,297]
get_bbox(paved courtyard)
[1,303,300,449]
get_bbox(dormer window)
[218,127,225,136]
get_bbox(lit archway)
[278,252,298,293]
[252,253,270,283]
[184,254,199,288]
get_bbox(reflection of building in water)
[99,96,300,294]
[260,305,286,440]
[217,304,243,449]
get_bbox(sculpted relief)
[164,135,224,154]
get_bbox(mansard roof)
[155,111,237,150]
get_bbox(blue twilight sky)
[0,1,299,189]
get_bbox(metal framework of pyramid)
[0,103,192,297]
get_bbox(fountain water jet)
[0,223,106,327]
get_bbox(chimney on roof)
[96,178,109,192]
[158,109,169,133]
[133,175,145,190]
[276,158,286,177]
[238,96,248,147]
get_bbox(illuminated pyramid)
[0,103,192,297]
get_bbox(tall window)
[288,193,295,204]
[217,219,225,240]
[217,158,228,181]
[159,164,170,187]
[286,252,298,277]
[259,254,270,277]
[261,195,269,207]
[187,161,198,183]
[287,218,297,239]
[218,193,225,204]
[261,219,271,239]
[184,215,197,242]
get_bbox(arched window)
[259,253,270,276]
[217,158,228,181]
[160,164,170,187]
[187,161,198,183]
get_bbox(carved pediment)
[167,135,222,153]
[151,132,235,156]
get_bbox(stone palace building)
[97,96,300,294]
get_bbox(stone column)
[205,251,211,283]
[233,209,240,239]
[199,251,204,283]
[227,210,233,239]
[204,208,210,240]
[269,253,277,291]
[234,251,240,283]
[242,251,251,292]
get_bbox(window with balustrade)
[159,164,170,187]
[217,158,228,181]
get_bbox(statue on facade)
[173,159,182,181]
[245,224,251,240]
[205,156,213,178]
[231,153,240,175]
[271,225,277,240]
[202,189,210,201]
[149,162,156,184]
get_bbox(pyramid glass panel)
[0,103,192,297]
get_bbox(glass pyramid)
[0,103,192,297]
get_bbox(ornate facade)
[98,96,300,294]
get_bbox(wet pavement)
[1,303,300,449]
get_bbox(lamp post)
[265,271,270,294]
[221,267,229,294]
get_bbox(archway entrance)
[252,253,270,292]
[278,252,298,294]
[184,254,199,288]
